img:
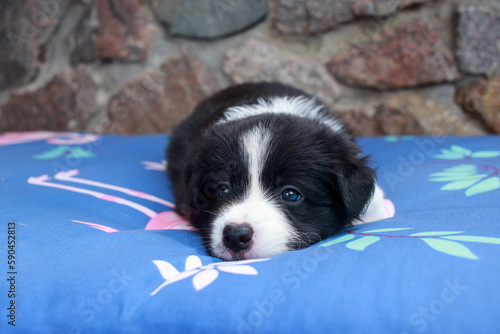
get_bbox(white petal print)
[185,255,202,271]
[218,265,258,275]
[192,269,219,291]
[152,260,180,280]
[151,269,200,296]
[151,256,271,295]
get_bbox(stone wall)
[1,0,499,136]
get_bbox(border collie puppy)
[167,82,387,261]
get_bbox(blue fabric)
[1,132,499,333]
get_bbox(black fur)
[167,82,376,259]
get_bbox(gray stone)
[373,102,426,136]
[0,68,98,131]
[375,93,485,135]
[456,77,500,134]
[148,0,268,40]
[69,0,157,64]
[333,91,489,136]
[333,108,383,136]
[327,19,460,90]
[105,51,219,134]
[455,5,500,76]
[0,0,68,90]
[273,0,429,35]
[223,39,341,107]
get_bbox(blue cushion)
[1,132,499,333]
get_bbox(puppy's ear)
[335,159,376,220]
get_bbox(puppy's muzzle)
[222,223,254,252]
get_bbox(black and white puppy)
[167,82,386,261]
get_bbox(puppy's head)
[184,115,375,260]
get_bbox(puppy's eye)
[281,188,302,202]
[218,184,231,197]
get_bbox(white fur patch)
[218,96,344,133]
[353,184,387,225]
[210,126,297,260]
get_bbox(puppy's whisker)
[201,209,216,216]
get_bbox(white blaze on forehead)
[244,126,271,195]
[217,96,344,133]
[210,126,297,260]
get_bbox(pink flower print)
[0,131,98,145]
[28,170,193,232]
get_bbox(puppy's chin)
[213,249,255,261]
[211,243,292,261]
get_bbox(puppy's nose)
[222,223,254,252]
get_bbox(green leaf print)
[420,238,478,260]
[345,236,380,251]
[33,146,70,159]
[465,177,500,196]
